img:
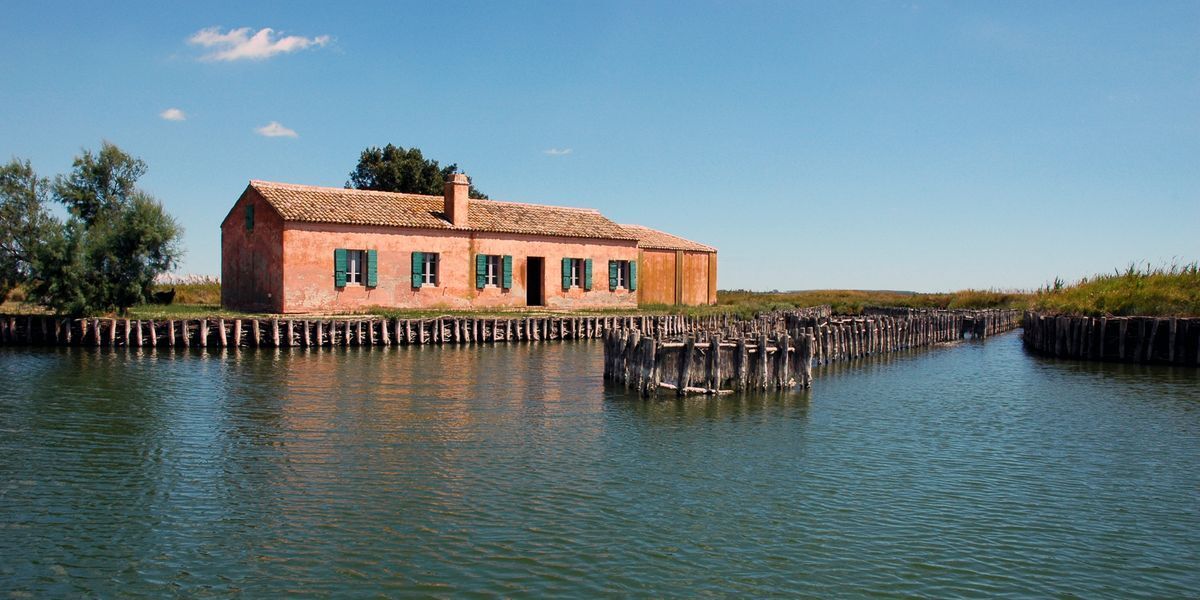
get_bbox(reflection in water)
[1,334,1198,597]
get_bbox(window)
[476,254,513,289]
[569,258,583,287]
[423,253,439,285]
[412,252,439,287]
[335,248,377,287]
[245,204,254,231]
[609,259,637,291]
[346,250,365,284]
[562,257,592,290]
[485,255,501,286]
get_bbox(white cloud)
[189,27,330,62]
[543,148,573,156]
[159,108,186,121]
[255,121,298,138]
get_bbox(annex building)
[221,175,716,314]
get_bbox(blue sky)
[2,1,1196,292]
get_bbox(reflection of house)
[220,175,717,313]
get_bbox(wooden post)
[678,336,694,396]
[1144,318,1158,363]
[778,332,790,388]
[710,334,722,392]
[802,330,814,387]
[1168,318,1177,363]
[272,319,281,348]
[648,339,661,397]
[622,330,640,389]
[218,318,227,347]
[757,333,769,390]
[234,319,243,348]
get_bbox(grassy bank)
[690,288,1030,319]
[1031,262,1200,317]
[2,281,1032,320]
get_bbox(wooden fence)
[0,314,690,348]
[1022,311,1200,366]
[605,309,1022,397]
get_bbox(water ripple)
[1,335,1198,597]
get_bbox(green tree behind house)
[347,143,488,199]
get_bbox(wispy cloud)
[189,27,330,62]
[543,148,573,156]
[255,121,298,138]
[159,108,186,121]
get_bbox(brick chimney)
[444,173,470,227]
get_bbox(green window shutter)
[411,251,424,288]
[629,260,637,291]
[502,255,513,289]
[245,204,254,231]
[609,260,618,291]
[366,249,378,287]
[334,248,347,287]
[476,254,487,289]
[562,257,572,290]
[584,259,593,291]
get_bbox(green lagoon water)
[1,333,1197,597]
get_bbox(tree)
[347,143,488,199]
[54,143,148,225]
[0,159,55,302]
[14,142,183,315]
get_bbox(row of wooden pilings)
[1022,311,1200,366]
[0,314,695,348]
[605,309,1023,397]
[802,308,1023,365]
[604,328,816,398]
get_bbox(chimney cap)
[449,173,469,184]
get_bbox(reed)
[1032,261,1200,317]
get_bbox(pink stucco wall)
[221,189,284,313]
[278,221,639,313]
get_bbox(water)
[1,334,1197,597]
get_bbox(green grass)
[1031,261,1200,317]
[3,283,1033,319]
[702,288,1030,318]
[159,278,221,305]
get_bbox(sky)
[1,1,1196,292]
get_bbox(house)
[220,175,716,313]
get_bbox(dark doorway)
[526,257,544,306]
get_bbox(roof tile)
[621,224,716,252]
[249,180,638,241]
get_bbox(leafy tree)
[11,142,183,315]
[0,159,55,302]
[347,143,488,199]
[54,143,148,225]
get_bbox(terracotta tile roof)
[621,224,717,253]
[248,180,638,241]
